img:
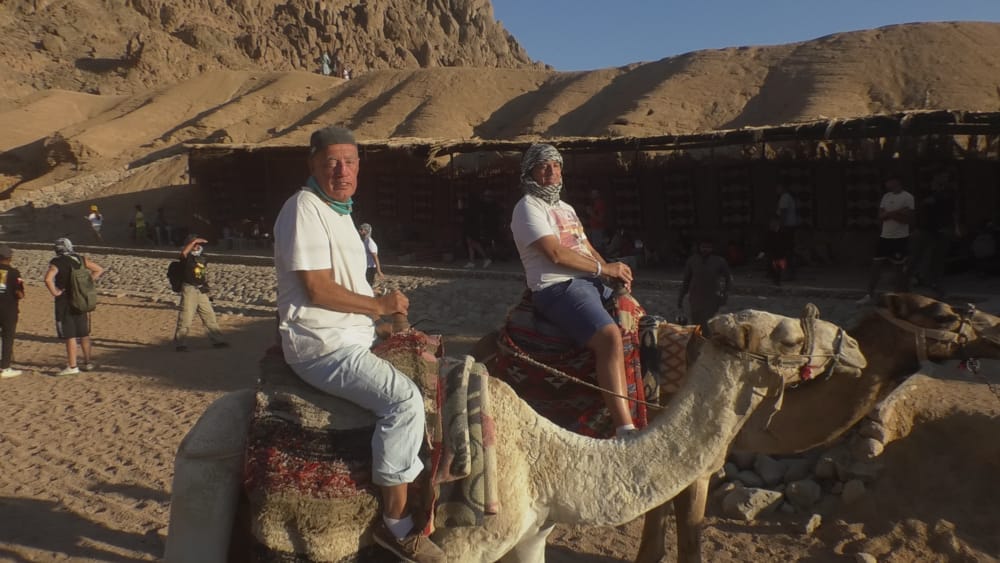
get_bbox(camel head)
[878,293,1000,361]
[707,307,867,385]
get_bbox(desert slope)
[2,22,1000,201]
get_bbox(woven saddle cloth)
[243,331,497,563]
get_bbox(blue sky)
[492,0,1000,71]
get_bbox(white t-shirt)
[880,190,915,239]
[274,189,375,363]
[364,237,378,268]
[511,194,595,291]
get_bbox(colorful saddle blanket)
[243,332,497,562]
[495,289,657,438]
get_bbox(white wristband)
[595,260,602,277]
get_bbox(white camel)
[163,309,865,562]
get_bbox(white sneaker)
[463,261,476,269]
[0,368,22,379]
[481,258,492,268]
[81,362,96,372]
[56,366,80,376]
[855,294,873,305]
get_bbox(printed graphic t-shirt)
[511,194,595,291]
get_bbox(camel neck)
[534,346,769,526]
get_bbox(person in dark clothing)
[677,238,733,331]
[461,191,493,268]
[0,245,25,378]
[910,178,958,296]
[173,235,229,351]
[761,218,792,285]
[43,237,104,375]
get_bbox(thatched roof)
[186,109,1000,160]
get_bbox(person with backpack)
[173,235,229,352]
[43,238,104,376]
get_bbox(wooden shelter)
[186,110,1000,265]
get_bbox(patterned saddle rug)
[243,332,497,562]
[495,289,657,438]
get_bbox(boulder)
[754,454,785,487]
[785,479,823,509]
[721,488,784,521]
[842,479,866,505]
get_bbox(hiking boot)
[0,368,22,379]
[81,362,96,372]
[175,345,189,352]
[463,261,475,269]
[212,341,231,349]
[372,522,445,563]
[481,258,492,268]
[854,294,873,306]
[56,366,80,376]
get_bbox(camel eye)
[781,337,803,348]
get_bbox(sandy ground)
[0,276,998,562]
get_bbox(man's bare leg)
[588,324,633,429]
[65,338,78,368]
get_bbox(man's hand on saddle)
[603,261,633,291]
[375,289,409,317]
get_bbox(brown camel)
[473,292,1000,563]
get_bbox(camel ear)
[879,292,909,318]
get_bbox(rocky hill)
[0,0,538,100]
[2,19,1000,220]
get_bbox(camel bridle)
[874,304,978,368]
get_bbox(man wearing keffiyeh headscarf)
[510,143,638,436]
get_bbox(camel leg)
[498,523,555,563]
[634,503,671,563]
[673,476,709,563]
[164,389,256,563]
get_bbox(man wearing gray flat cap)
[273,126,443,562]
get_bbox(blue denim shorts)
[532,277,615,346]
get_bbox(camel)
[630,293,1000,563]
[163,308,865,562]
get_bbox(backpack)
[167,260,184,292]
[67,255,97,313]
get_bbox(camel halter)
[717,304,858,426]
[874,304,977,365]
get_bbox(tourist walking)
[173,236,229,351]
[85,204,104,243]
[133,204,147,244]
[0,245,25,378]
[43,238,104,375]
[273,125,444,562]
[857,177,914,304]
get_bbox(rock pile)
[711,405,900,529]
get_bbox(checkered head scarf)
[54,237,74,256]
[520,143,564,205]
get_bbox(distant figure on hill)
[85,204,103,243]
[320,52,332,76]
[857,177,914,305]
